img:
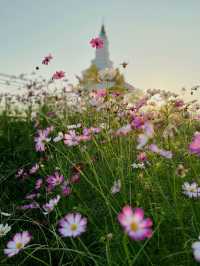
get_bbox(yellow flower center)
[130,221,139,232]
[16,242,23,249]
[70,224,77,231]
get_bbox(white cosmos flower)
[192,241,200,262]
[53,132,64,142]
[0,224,11,237]
[111,179,121,194]
[4,231,32,257]
[131,162,145,169]
[58,212,87,238]
[182,182,200,198]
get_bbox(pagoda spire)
[91,24,113,70]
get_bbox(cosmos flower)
[192,240,200,262]
[136,122,154,150]
[131,116,145,129]
[35,178,43,190]
[4,231,32,257]
[58,212,87,238]
[115,124,132,136]
[111,179,121,194]
[90,37,104,49]
[25,193,40,200]
[118,205,153,240]
[42,54,53,65]
[16,168,24,178]
[53,132,64,142]
[64,130,80,146]
[146,93,166,109]
[96,89,107,98]
[43,195,60,213]
[189,132,200,156]
[52,71,65,80]
[18,202,40,210]
[131,162,145,169]
[34,129,51,152]
[67,123,82,130]
[69,173,81,184]
[149,144,172,159]
[182,182,200,198]
[46,172,64,188]
[29,163,39,174]
[61,185,72,197]
[137,152,147,162]
[174,99,184,108]
[0,224,11,237]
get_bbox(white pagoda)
[91,25,113,70]
[79,25,135,92]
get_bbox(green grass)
[0,102,200,266]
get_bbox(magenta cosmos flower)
[4,231,32,257]
[52,70,65,80]
[189,132,200,156]
[90,37,104,49]
[118,205,153,240]
[42,53,53,65]
[58,213,87,238]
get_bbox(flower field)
[1,51,200,266]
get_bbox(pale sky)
[0,0,200,95]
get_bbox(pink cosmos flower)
[136,122,154,150]
[18,202,40,210]
[174,99,184,108]
[90,37,104,49]
[34,129,51,152]
[78,134,91,142]
[189,132,200,156]
[69,173,81,184]
[61,185,72,197]
[25,193,40,200]
[111,179,121,195]
[143,122,154,138]
[90,127,101,134]
[137,134,149,150]
[4,231,32,257]
[137,152,147,162]
[118,205,153,241]
[29,163,39,174]
[115,124,132,136]
[64,130,80,146]
[35,178,43,190]
[149,144,172,159]
[43,195,60,213]
[131,116,145,129]
[52,71,65,80]
[42,54,53,65]
[46,172,64,188]
[16,168,23,177]
[96,88,107,98]
[58,212,87,238]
